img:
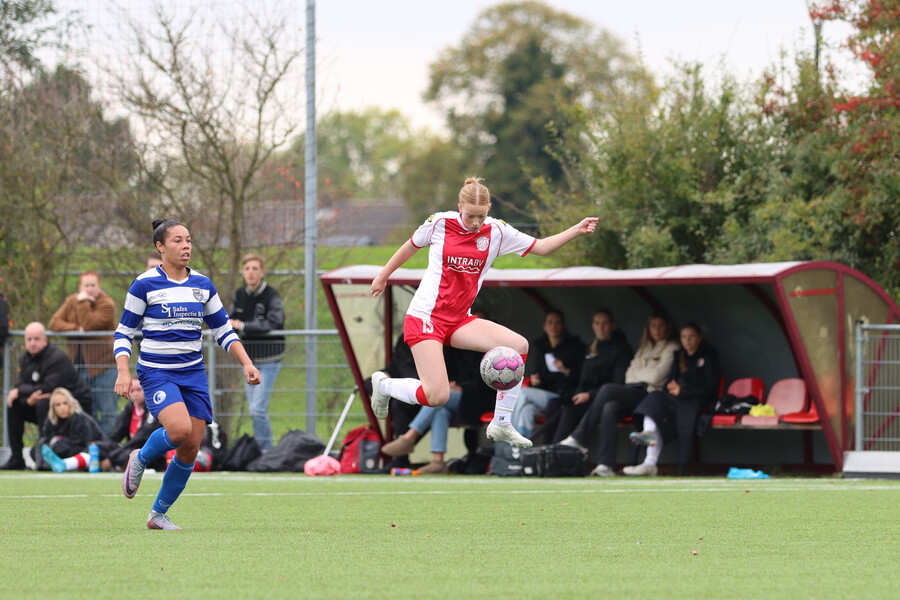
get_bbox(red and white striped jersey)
[406,211,536,322]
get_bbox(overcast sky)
[314,0,861,130]
[64,1,863,131]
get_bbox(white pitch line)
[0,484,897,500]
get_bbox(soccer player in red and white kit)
[370,177,598,448]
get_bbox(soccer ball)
[480,346,525,391]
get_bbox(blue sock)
[138,428,178,465]
[152,456,194,514]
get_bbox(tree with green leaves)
[0,0,73,70]
[0,65,137,320]
[535,63,774,269]
[286,108,414,205]
[424,0,651,221]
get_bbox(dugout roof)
[321,261,900,470]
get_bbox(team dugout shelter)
[321,261,900,472]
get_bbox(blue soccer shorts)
[137,363,213,423]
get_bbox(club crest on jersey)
[192,288,203,301]
[476,235,489,251]
[152,390,167,405]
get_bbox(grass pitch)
[1,473,898,600]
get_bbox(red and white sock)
[384,377,428,406]
[64,453,89,472]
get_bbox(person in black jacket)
[510,310,585,439]
[35,387,105,472]
[626,322,721,476]
[94,377,164,471]
[536,309,633,443]
[2,322,93,470]
[229,254,285,451]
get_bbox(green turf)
[1,473,898,600]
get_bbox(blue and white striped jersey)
[114,266,239,369]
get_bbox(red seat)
[742,378,806,426]
[728,377,765,402]
[769,378,807,416]
[782,396,819,424]
[714,378,764,426]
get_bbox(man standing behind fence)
[49,270,119,435]
[230,254,285,451]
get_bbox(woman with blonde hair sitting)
[37,388,105,473]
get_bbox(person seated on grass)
[2,322,93,470]
[625,322,721,477]
[560,312,679,477]
[380,345,495,474]
[37,388,106,473]
[90,377,166,472]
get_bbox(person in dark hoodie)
[510,309,585,439]
[536,309,633,443]
[625,321,721,476]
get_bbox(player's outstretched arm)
[371,240,419,297]
[530,217,598,256]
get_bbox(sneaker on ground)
[381,436,416,457]
[559,435,588,454]
[40,445,66,474]
[590,464,615,477]
[486,422,533,448]
[623,463,658,476]
[628,431,658,446]
[369,371,391,419]
[147,511,181,530]
[122,449,145,499]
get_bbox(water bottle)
[88,443,100,473]
[390,468,419,476]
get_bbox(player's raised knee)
[425,387,451,407]
[510,334,528,356]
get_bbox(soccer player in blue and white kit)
[114,219,261,530]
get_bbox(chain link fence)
[2,330,368,453]
[855,324,900,452]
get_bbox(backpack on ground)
[520,444,588,477]
[339,426,381,474]
[201,421,229,469]
[487,441,523,477]
[446,451,491,475]
[247,430,325,472]
[217,434,262,471]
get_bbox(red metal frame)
[321,261,900,469]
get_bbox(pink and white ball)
[480,346,525,391]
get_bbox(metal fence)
[2,330,368,451]
[855,323,900,452]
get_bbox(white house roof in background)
[321,261,813,287]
